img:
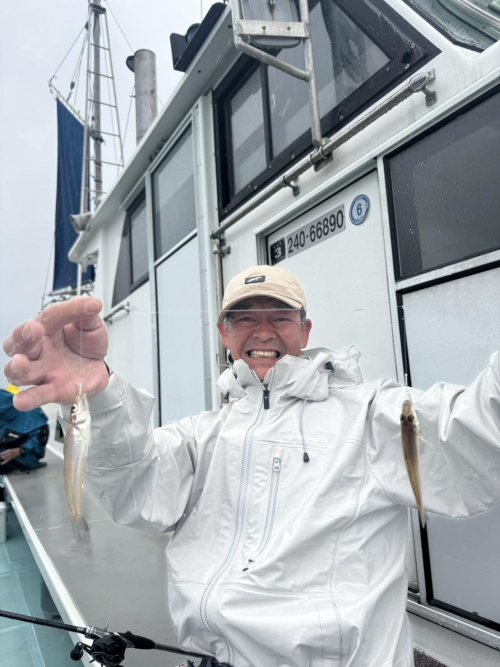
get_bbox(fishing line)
[79,316,83,391]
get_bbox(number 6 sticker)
[349,195,370,225]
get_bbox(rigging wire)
[104,0,134,52]
[123,85,135,147]
[40,232,56,312]
[72,32,88,115]
[50,26,85,82]
[67,31,88,104]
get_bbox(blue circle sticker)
[350,195,370,225]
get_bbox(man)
[3,265,500,667]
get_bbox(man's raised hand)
[3,297,109,411]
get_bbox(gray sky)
[0,0,220,377]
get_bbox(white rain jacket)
[59,347,500,667]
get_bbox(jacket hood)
[217,346,363,403]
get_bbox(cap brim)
[218,294,303,324]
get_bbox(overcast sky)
[0,0,222,378]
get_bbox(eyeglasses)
[227,310,302,330]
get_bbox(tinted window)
[130,195,148,285]
[112,219,132,307]
[229,68,266,193]
[269,0,390,157]
[215,0,440,218]
[387,91,500,279]
[153,127,196,259]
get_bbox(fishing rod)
[0,608,229,667]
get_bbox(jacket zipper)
[253,457,281,558]
[199,370,275,665]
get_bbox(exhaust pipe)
[127,49,158,145]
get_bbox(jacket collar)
[217,346,363,403]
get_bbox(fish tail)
[71,515,90,543]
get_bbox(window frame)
[384,84,500,282]
[127,190,149,292]
[214,0,440,220]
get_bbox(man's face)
[217,297,312,381]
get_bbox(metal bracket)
[212,237,231,257]
[235,19,308,39]
[312,142,333,172]
[103,301,130,324]
[216,353,230,369]
[409,69,437,107]
[282,175,300,196]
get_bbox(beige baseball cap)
[218,265,307,324]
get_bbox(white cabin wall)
[104,281,154,396]
[98,209,154,396]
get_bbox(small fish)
[400,397,428,528]
[64,387,91,540]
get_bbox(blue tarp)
[53,100,94,290]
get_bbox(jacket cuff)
[88,373,126,412]
[58,373,127,422]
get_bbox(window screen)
[152,127,196,259]
[387,91,500,280]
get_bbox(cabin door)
[402,268,500,626]
[156,236,206,425]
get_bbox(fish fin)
[393,431,402,440]
[418,434,432,447]
[71,515,91,544]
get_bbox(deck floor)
[0,504,82,666]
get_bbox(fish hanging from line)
[400,396,429,528]
[64,386,91,541]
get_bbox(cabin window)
[229,68,267,193]
[129,193,148,287]
[268,1,390,158]
[214,0,440,218]
[112,191,149,307]
[386,89,500,280]
[402,0,499,52]
[152,126,196,259]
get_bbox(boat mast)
[93,0,103,205]
[77,0,124,296]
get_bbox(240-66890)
[287,206,345,256]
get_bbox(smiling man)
[217,266,312,382]
[3,264,500,667]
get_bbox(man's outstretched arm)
[366,351,500,518]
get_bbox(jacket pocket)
[251,450,282,562]
[316,602,341,667]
